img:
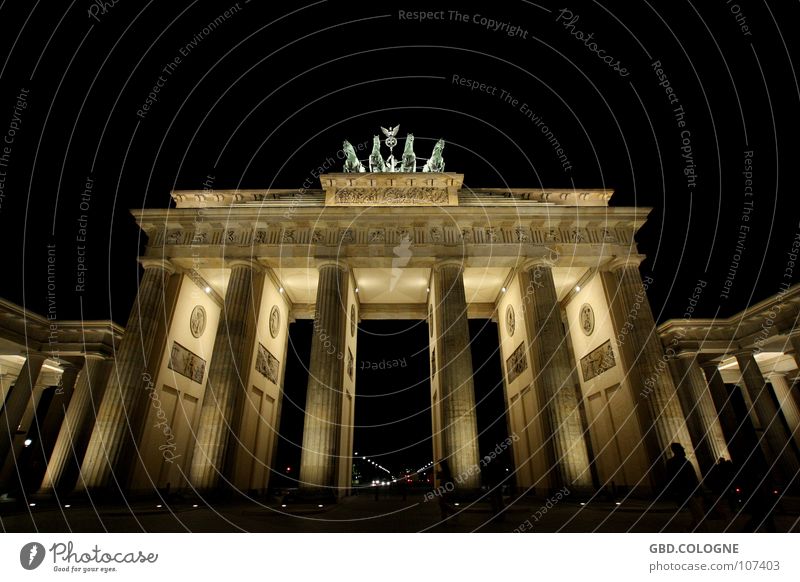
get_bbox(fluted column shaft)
[189,261,262,491]
[37,364,82,465]
[40,356,111,493]
[77,260,173,491]
[735,350,799,482]
[789,333,800,370]
[671,354,730,471]
[768,373,800,449]
[611,263,693,463]
[299,263,348,489]
[0,353,46,473]
[523,263,592,489]
[433,262,480,489]
[700,363,740,448]
[0,373,18,416]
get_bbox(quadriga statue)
[422,139,445,173]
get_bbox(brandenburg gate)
[8,129,790,500]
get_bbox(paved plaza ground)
[2,491,798,533]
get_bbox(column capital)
[315,259,349,271]
[519,257,555,272]
[226,258,263,271]
[699,360,721,371]
[138,257,176,274]
[731,348,755,360]
[56,360,81,373]
[432,259,465,273]
[601,254,646,272]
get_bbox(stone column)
[189,260,263,491]
[40,356,111,493]
[37,363,82,458]
[520,260,592,489]
[432,261,480,489]
[0,353,46,472]
[671,353,730,472]
[735,350,800,482]
[0,373,18,416]
[767,372,800,450]
[605,257,694,469]
[77,258,175,491]
[299,262,349,490]
[788,332,800,370]
[700,362,740,451]
[786,332,800,413]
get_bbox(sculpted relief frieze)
[151,224,631,248]
[333,187,450,206]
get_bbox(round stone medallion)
[350,304,356,337]
[190,305,206,338]
[505,305,515,337]
[580,303,595,336]
[269,305,280,338]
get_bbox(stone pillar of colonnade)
[77,258,176,493]
[699,361,740,453]
[519,259,592,491]
[0,353,46,487]
[788,331,800,370]
[786,331,800,413]
[298,261,353,494]
[602,256,695,482]
[189,260,265,492]
[40,355,112,493]
[429,260,480,490]
[34,362,82,476]
[669,352,730,473]
[766,372,800,450]
[0,373,16,415]
[735,350,800,484]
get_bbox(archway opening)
[353,320,432,492]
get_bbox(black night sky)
[1,1,799,479]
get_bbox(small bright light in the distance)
[204,286,211,293]
[23,439,32,447]
[501,287,507,293]
[575,285,581,292]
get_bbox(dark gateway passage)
[274,319,509,490]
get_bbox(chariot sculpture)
[342,126,446,173]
